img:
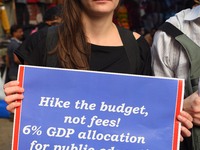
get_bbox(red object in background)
[27,3,41,24]
[27,0,39,3]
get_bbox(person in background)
[6,24,23,81]
[37,0,63,21]
[4,0,192,143]
[31,4,62,34]
[151,0,200,149]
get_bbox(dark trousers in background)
[15,3,30,26]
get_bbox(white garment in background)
[151,5,200,80]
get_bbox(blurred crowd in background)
[0,0,63,39]
[115,0,194,45]
[0,0,194,83]
[0,0,194,44]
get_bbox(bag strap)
[116,26,140,74]
[45,25,140,73]
[159,22,183,38]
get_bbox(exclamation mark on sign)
[116,118,121,127]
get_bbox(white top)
[151,5,200,80]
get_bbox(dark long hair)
[55,0,90,69]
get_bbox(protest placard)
[13,65,184,150]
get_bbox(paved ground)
[0,118,13,150]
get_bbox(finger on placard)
[177,115,193,131]
[180,111,193,122]
[3,80,19,89]
[6,101,21,113]
[181,126,191,138]
[180,135,184,142]
[4,94,24,104]
[4,86,24,96]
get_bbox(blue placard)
[13,65,184,150]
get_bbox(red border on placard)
[12,66,25,150]
[172,80,183,150]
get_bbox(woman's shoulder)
[132,31,149,48]
[116,26,149,50]
[136,35,150,50]
[133,33,151,59]
[133,32,141,40]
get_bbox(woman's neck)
[82,14,122,46]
